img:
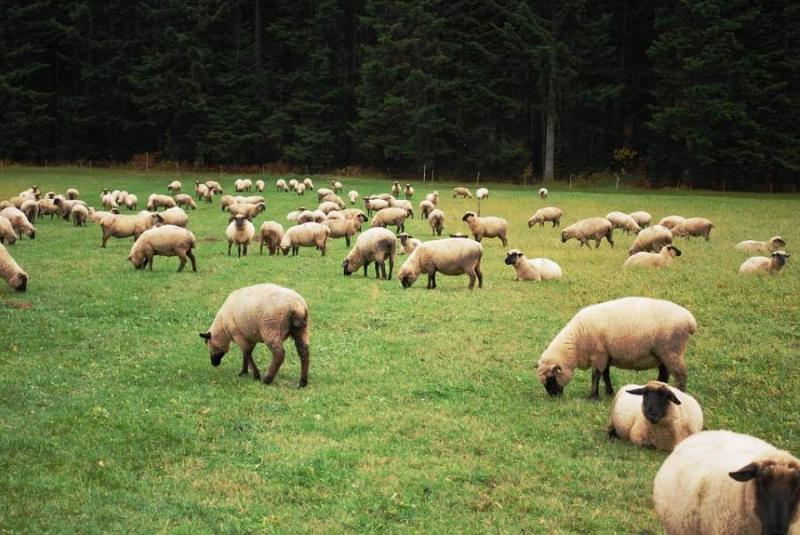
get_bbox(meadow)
[0,167,798,533]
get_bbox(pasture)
[1,167,798,533]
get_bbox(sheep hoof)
[588,394,600,402]
[299,379,308,388]
[263,375,274,385]
[239,370,249,377]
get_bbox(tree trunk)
[254,0,261,69]
[544,77,557,182]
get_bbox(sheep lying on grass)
[624,245,681,269]
[739,251,790,275]
[399,238,483,290]
[504,249,562,281]
[735,236,785,255]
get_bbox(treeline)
[1,1,798,190]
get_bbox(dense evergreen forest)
[1,1,798,190]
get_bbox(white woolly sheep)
[539,187,548,199]
[200,283,310,387]
[629,211,652,228]
[280,222,330,256]
[341,208,367,221]
[388,198,413,217]
[608,381,703,451]
[316,187,333,201]
[624,244,682,269]
[102,193,118,210]
[156,206,189,228]
[54,198,87,221]
[295,183,306,196]
[391,181,401,197]
[425,191,439,205]
[128,225,197,272]
[476,187,489,200]
[736,236,786,255]
[174,194,196,210]
[20,200,39,223]
[342,227,397,280]
[739,251,790,275]
[453,187,473,199]
[255,179,265,192]
[0,242,28,292]
[560,217,614,248]
[503,249,562,281]
[428,209,445,236]
[628,225,673,255]
[228,202,265,220]
[319,193,345,209]
[88,207,119,224]
[371,207,408,233]
[365,198,389,216]
[37,198,58,219]
[226,215,256,257]
[653,430,800,534]
[536,297,697,398]
[303,178,314,190]
[295,210,315,224]
[0,216,18,245]
[462,211,508,246]
[325,215,366,248]
[398,233,422,255]
[71,204,89,227]
[146,194,176,211]
[234,178,253,192]
[528,207,563,228]
[288,179,299,191]
[276,179,289,192]
[258,221,284,255]
[419,200,435,219]
[124,194,138,210]
[606,211,641,234]
[66,188,80,200]
[205,180,223,194]
[348,190,359,204]
[318,201,341,215]
[167,180,182,194]
[116,191,129,205]
[658,215,685,230]
[399,238,483,290]
[100,211,156,247]
[325,211,344,221]
[404,184,414,200]
[332,180,343,193]
[671,217,714,241]
[0,208,36,239]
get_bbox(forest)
[1,0,798,190]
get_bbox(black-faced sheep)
[629,225,673,255]
[739,251,790,275]
[560,217,613,248]
[399,238,483,290]
[624,245,682,268]
[226,215,255,257]
[342,227,397,280]
[462,211,508,246]
[527,207,563,228]
[0,242,27,292]
[735,236,786,255]
[503,249,562,281]
[128,225,197,272]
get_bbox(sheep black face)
[342,260,353,276]
[399,272,417,289]
[560,232,568,243]
[199,332,226,366]
[14,273,27,292]
[537,363,567,396]
[774,237,786,248]
[667,245,682,257]
[462,212,475,223]
[504,251,521,265]
[772,252,790,266]
[729,461,800,535]
[626,385,681,424]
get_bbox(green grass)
[1,166,798,533]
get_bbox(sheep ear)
[666,391,682,405]
[199,332,211,340]
[552,365,562,376]
[626,388,646,396]
[729,463,759,482]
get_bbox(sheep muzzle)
[544,376,563,396]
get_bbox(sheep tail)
[291,307,308,330]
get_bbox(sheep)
[279,222,330,256]
[560,217,614,248]
[608,381,703,451]
[71,204,89,227]
[37,198,59,219]
[428,209,445,236]
[219,195,236,212]
[316,188,334,201]
[606,211,641,234]
[419,200,435,219]
[167,180,182,194]
[53,198,87,221]
[629,211,651,228]
[194,181,205,198]
[539,187,548,199]
[66,188,80,200]
[0,208,36,239]
[324,214,366,248]
[320,193,345,209]
[370,207,408,233]
[205,180,223,194]
[391,181,401,197]
[462,211,508,246]
[653,430,800,535]
[398,233,422,255]
[228,202,265,221]
[295,183,306,196]
[325,210,344,221]
[735,236,786,255]
[536,297,697,399]
[624,245,682,269]
[671,217,714,241]
[102,193,118,210]
[295,210,318,225]
[88,207,119,224]
[404,184,414,200]
[255,179,265,192]
[310,210,326,223]
[425,191,439,205]
[116,191,129,205]
[739,251,790,275]
[527,207,563,228]
[348,190,359,204]
[629,225,673,255]
[258,221,284,255]
[332,180,343,193]
[341,208,368,221]
[388,198,414,218]
[226,215,256,257]
[20,200,39,223]
[146,194,176,211]
[199,283,310,387]
[128,225,197,272]
[399,238,483,290]
[0,216,18,245]
[342,227,397,280]
[234,178,249,192]
[195,182,211,201]
[0,243,28,292]
[0,201,11,210]
[200,188,213,204]
[658,215,685,230]
[365,198,389,216]
[174,193,197,210]
[503,249,562,281]
[376,193,395,202]
[100,211,156,247]
[318,201,342,215]
[286,209,304,223]
[288,179,299,191]
[303,178,314,190]
[276,179,289,192]
[476,187,489,200]
[155,206,188,228]
[124,194,138,210]
[453,187,472,199]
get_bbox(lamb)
[539,187,548,199]
[735,236,786,255]
[419,200,435,219]
[100,211,156,247]
[124,194,138,210]
[20,200,39,223]
[425,191,439,205]
[226,215,256,257]
[453,187,473,199]
[462,211,508,246]
[476,187,489,200]
[653,430,800,535]
[205,180,223,194]
[608,381,703,451]
[671,217,714,241]
[71,204,89,227]
[629,225,673,255]
[398,233,422,255]
[503,249,562,281]
[658,215,685,230]
[399,238,484,289]
[66,188,80,200]
[258,221,284,255]
[739,251,790,275]
[348,190,359,204]
[324,214,366,247]
[0,217,18,245]
[365,198,389,216]
[341,227,397,280]
[536,297,697,398]
[0,243,28,292]
[527,207,563,228]
[303,178,314,190]
[371,207,408,233]
[174,194,197,210]
[228,202,265,220]
[200,283,310,387]
[255,179,265,192]
[629,211,651,228]
[167,180,182,194]
[428,209,445,236]
[624,245,682,268]
[155,206,189,228]
[404,184,414,200]
[295,183,307,196]
[279,222,330,256]
[316,188,334,201]
[391,181,401,197]
[146,194,176,211]
[128,225,197,272]
[606,211,641,234]
[276,179,289,192]
[332,180,343,193]
[288,179,299,192]
[0,208,36,239]
[560,217,614,248]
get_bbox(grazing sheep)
[124,194,138,210]
[398,233,422,255]
[194,181,205,198]
[419,200,435,219]
[388,198,414,217]
[318,201,342,215]
[425,191,439,205]
[462,211,508,246]
[624,245,682,269]
[371,207,408,233]
[606,211,641,234]
[404,184,414,200]
[71,204,89,227]
[226,215,256,257]
[280,222,330,256]
[560,217,614,248]
[376,193,395,202]
[653,430,800,535]
[539,187,548,199]
[258,221,284,255]
[326,211,344,221]
[220,195,236,212]
[629,211,652,228]
[174,193,197,210]
[303,178,314,191]
[453,187,473,199]
[255,179,265,192]
[155,206,189,228]
[316,188,334,201]
[288,179,299,191]
[527,207,563,228]
[116,191,129,205]
[608,381,703,451]
[0,208,36,239]
[276,179,289,192]
[234,178,253,192]
[128,225,197,272]
[88,207,119,224]
[503,249,562,281]
[324,215,366,248]
[167,180,182,194]
[319,193,345,209]
[332,180,343,193]
[146,194,176,211]
[100,211,156,247]
[739,251,790,275]
[365,198,389,216]
[428,209,445,236]
[399,238,483,290]
[536,297,697,398]
[476,187,489,200]
[102,193,118,210]
[658,215,685,230]
[342,227,397,280]
[205,180,223,194]
[37,198,59,219]
[735,236,786,255]
[391,181,401,197]
[0,243,28,292]
[200,283,310,387]
[348,190,359,204]
[66,188,80,200]
[341,208,367,221]
[295,210,315,224]
[671,217,714,241]
[629,225,673,255]
[195,183,211,202]
[20,200,39,223]
[295,183,306,196]
[0,217,18,245]
[228,202,265,221]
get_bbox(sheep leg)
[243,244,248,257]
[293,333,310,388]
[345,235,351,248]
[602,366,614,396]
[467,270,476,289]
[177,252,187,272]
[147,254,154,271]
[657,363,669,382]
[589,369,603,400]
[500,234,508,247]
[426,273,434,289]
[595,239,601,248]
[187,250,197,272]
[262,343,286,385]
[387,257,393,280]
[476,266,483,288]
[227,241,232,255]
[363,264,368,277]
[260,240,264,255]
[669,359,688,391]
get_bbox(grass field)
[1,166,798,533]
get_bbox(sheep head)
[729,456,800,535]
[504,249,523,266]
[536,358,573,396]
[625,381,680,424]
[199,331,229,366]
